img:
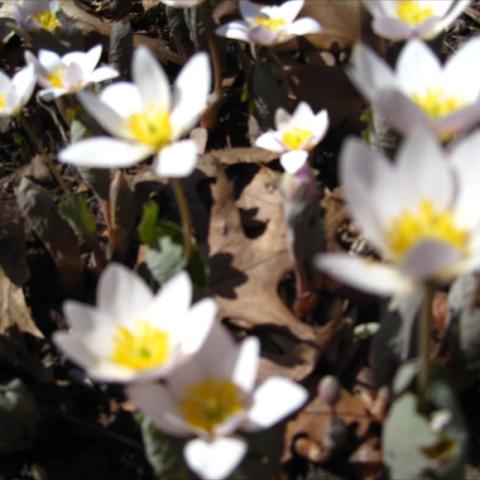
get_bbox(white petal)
[291,101,315,126]
[280,150,308,173]
[312,109,329,137]
[38,87,66,101]
[231,336,260,393]
[239,0,261,21]
[247,26,281,45]
[315,254,413,295]
[53,332,98,369]
[215,21,250,42]
[171,52,211,137]
[184,436,247,480]
[371,17,414,41]
[59,137,152,168]
[126,383,191,436]
[449,131,480,229]
[349,44,397,103]
[429,0,470,37]
[443,38,480,101]
[255,131,285,153]
[396,40,442,95]
[63,300,110,333]
[285,17,322,36]
[395,128,452,212]
[154,139,197,178]
[279,0,304,22]
[100,82,144,118]
[63,62,85,91]
[133,46,171,112]
[38,49,62,71]
[86,66,119,85]
[245,377,307,431]
[12,64,35,108]
[434,99,480,136]
[77,91,131,138]
[178,298,217,357]
[399,241,461,281]
[274,107,292,130]
[97,263,153,323]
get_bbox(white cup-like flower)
[365,0,470,41]
[53,264,217,383]
[350,38,480,139]
[216,0,322,46]
[160,0,205,7]
[13,0,61,32]
[0,64,36,118]
[127,323,307,480]
[316,128,480,296]
[59,46,211,178]
[25,45,119,102]
[255,102,329,173]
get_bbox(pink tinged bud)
[317,375,341,406]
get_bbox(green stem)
[171,178,193,262]
[418,283,434,413]
[18,113,69,194]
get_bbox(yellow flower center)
[396,0,434,26]
[128,105,173,149]
[411,88,465,119]
[282,127,313,150]
[253,16,287,31]
[47,67,65,89]
[110,321,170,371]
[179,379,244,434]
[31,10,60,32]
[0,92,6,110]
[386,200,467,259]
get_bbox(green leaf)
[146,237,186,284]
[138,201,162,249]
[59,194,96,245]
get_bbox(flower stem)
[418,282,433,413]
[18,113,69,194]
[171,178,193,262]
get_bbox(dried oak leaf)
[207,163,320,343]
[284,387,371,463]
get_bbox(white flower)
[160,0,205,7]
[350,38,480,139]
[255,102,329,173]
[53,264,217,383]
[13,0,61,32]
[59,46,211,178]
[315,128,480,296]
[216,0,322,46]
[0,64,35,117]
[365,0,470,41]
[25,45,118,101]
[127,323,307,480]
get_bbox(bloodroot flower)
[0,64,36,117]
[350,38,480,139]
[13,0,61,32]
[255,102,329,173]
[128,323,307,480]
[365,0,470,41]
[59,46,211,177]
[53,264,216,383]
[25,45,118,101]
[160,0,205,6]
[216,0,322,46]
[316,129,480,296]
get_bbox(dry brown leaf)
[283,386,371,462]
[201,147,279,166]
[0,266,42,338]
[207,163,320,342]
[302,0,370,50]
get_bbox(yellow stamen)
[396,0,434,26]
[411,88,465,119]
[128,104,173,149]
[386,200,467,259]
[179,379,244,433]
[282,127,312,150]
[31,10,60,32]
[0,93,6,110]
[110,321,170,371]
[47,67,65,89]
[253,16,287,31]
